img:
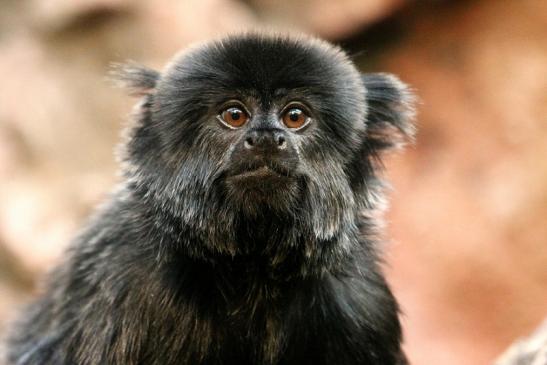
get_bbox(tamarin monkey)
[7,32,416,365]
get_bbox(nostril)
[244,136,254,149]
[277,135,286,149]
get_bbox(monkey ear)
[109,62,160,97]
[362,73,416,151]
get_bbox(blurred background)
[0,0,546,364]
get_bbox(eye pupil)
[289,111,300,122]
[231,111,240,120]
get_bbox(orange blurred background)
[0,1,545,364]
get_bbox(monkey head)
[113,33,415,270]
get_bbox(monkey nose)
[243,129,288,152]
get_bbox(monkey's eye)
[282,107,309,129]
[220,107,249,128]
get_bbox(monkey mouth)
[228,167,292,187]
[223,161,301,210]
[234,166,285,179]
[223,158,300,206]
[225,163,298,195]
[227,161,294,180]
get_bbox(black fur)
[6,33,415,365]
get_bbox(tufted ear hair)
[362,73,416,151]
[109,62,160,97]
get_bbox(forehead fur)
[157,33,365,112]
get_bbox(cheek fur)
[296,148,357,239]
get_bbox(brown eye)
[221,107,249,128]
[283,107,308,129]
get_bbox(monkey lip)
[229,164,292,180]
[232,165,287,179]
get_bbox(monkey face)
[215,98,303,212]
[118,33,414,258]
[145,35,367,215]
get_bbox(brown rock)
[364,1,547,364]
[495,319,547,365]
[247,0,408,39]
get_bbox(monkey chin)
[224,168,301,216]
